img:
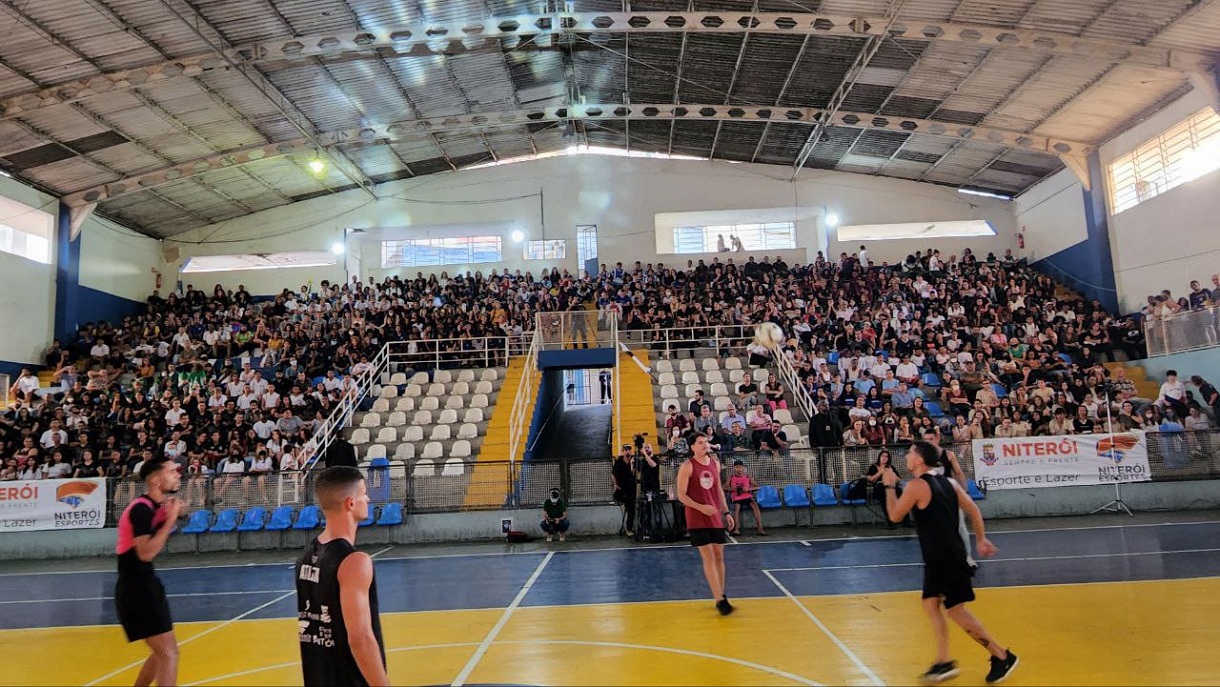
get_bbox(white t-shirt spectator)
[220,457,247,474]
[896,362,919,381]
[90,342,110,358]
[261,390,281,410]
[45,461,72,479]
[1159,379,1186,403]
[165,407,186,427]
[39,428,68,449]
[236,392,258,410]
[17,374,39,394]
[253,419,276,440]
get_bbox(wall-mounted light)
[825,213,841,228]
[510,230,525,243]
[330,242,345,255]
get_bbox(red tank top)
[684,457,725,530]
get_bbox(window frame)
[1107,107,1220,215]
[380,235,504,269]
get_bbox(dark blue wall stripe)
[53,204,80,342]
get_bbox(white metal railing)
[507,328,542,467]
[773,344,815,425]
[302,342,391,470]
[1144,305,1220,357]
[381,334,531,371]
[615,323,756,355]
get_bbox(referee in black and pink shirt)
[114,455,183,687]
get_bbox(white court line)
[763,570,886,687]
[800,540,812,547]
[765,547,1220,573]
[726,532,739,545]
[451,551,554,687]
[83,546,394,686]
[8,519,1220,577]
[0,589,293,605]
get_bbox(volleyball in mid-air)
[754,322,784,349]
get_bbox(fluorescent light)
[836,219,996,241]
[0,169,12,178]
[181,251,337,273]
[330,242,345,255]
[825,213,840,228]
[958,187,1013,201]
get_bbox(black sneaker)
[716,598,735,616]
[985,651,1018,684]
[920,661,959,684]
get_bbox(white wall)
[166,156,1019,294]
[0,176,56,365]
[78,214,162,302]
[1101,88,1220,311]
[1013,168,1088,262]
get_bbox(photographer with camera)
[541,488,569,542]
[612,445,637,537]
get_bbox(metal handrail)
[614,323,756,354]
[506,328,542,467]
[1143,303,1220,357]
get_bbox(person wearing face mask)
[541,488,570,542]
[863,417,887,446]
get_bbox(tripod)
[1091,389,1134,516]
[634,490,672,542]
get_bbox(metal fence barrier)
[1144,305,1220,357]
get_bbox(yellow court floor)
[7,577,1220,687]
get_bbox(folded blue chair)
[292,505,321,530]
[755,485,783,509]
[921,372,942,387]
[828,351,840,366]
[208,508,239,533]
[181,509,211,534]
[1058,352,1073,366]
[359,506,377,528]
[265,505,294,531]
[376,502,404,526]
[966,479,986,501]
[992,383,1008,398]
[783,484,811,508]
[839,482,867,506]
[237,507,268,532]
[812,483,838,507]
[924,401,945,418]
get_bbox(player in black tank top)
[295,467,388,686]
[882,442,1019,685]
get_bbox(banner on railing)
[971,433,1151,490]
[0,478,107,532]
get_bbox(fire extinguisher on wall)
[1017,230,1025,249]
[151,267,162,290]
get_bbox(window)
[1108,107,1220,214]
[835,220,996,241]
[576,225,597,266]
[181,251,336,273]
[0,195,54,265]
[525,239,566,260]
[381,236,502,268]
[671,222,796,254]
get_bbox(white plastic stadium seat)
[710,382,728,397]
[474,381,494,395]
[386,411,407,427]
[380,372,392,386]
[660,385,678,400]
[404,384,423,397]
[393,443,415,461]
[450,440,472,459]
[679,359,697,372]
[724,358,743,370]
[470,394,489,409]
[457,370,476,383]
[480,369,499,381]
[463,408,485,423]
[360,413,381,428]
[412,410,433,426]
[426,383,446,397]
[445,396,465,410]
[364,444,386,460]
[684,384,702,398]
[421,442,444,460]
[433,370,453,384]
[389,372,408,385]
[394,397,415,412]
[438,409,459,425]
[379,385,398,399]
[409,372,429,385]
[375,427,397,444]
[702,358,720,371]
[419,396,440,411]
[657,372,676,386]
[457,423,478,439]
[655,360,674,373]
[705,371,724,384]
[371,399,391,414]
[728,370,745,383]
[429,425,452,441]
[781,424,803,444]
[402,426,424,443]
[713,397,731,411]
[773,409,795,425]
[451,381,471,396]
[349,428,370,445]
[681,372,700,385]
[441,458,465,476]
[412,459,436,477]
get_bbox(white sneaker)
[559,533,566,541]
[546,535,553,542]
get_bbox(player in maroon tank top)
[676,433,736,615]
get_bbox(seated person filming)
[540,488,570,542]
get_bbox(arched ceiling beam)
[1,11,1213,122]
[62,102,1093,207]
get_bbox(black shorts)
[921,564,976,609]
[732,498,754,507]
[689,527,728,547]
[115,577,173,642]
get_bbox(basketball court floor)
[3,514,1219,686]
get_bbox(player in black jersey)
[882,442,1019,685]
[295,466,388,686]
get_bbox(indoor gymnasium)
[0,1,1218,685]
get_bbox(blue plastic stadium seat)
[828,351,840,365]
[782,485,811,508]
[755,485,782,509]
[877,351,889,361]
[992,383,1008,398]
[812,483,838,507]
[359,506,377,528]
[265,505,295,531]
[1058,352,1073,366]
[839,482,867,506]
[181,509,211,534]
[292,505,322,530]
[924,401,945,417]
[312,376,327,388]
[966,479,986,501]
[237,507,267,532]
[209,508,239,533]
[921,372,942,387]
[376,502,404,526]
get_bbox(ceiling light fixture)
[308,154,326,175]
[825,213,840,228]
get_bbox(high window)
[381,236,502,268]
[1108,107,1220,214]
[672,222,796,254]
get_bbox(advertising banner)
[0,478,107,532]
[971,433,1151,490]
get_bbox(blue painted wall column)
[53,203,81,343]
[1031,151,1120,313]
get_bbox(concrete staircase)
[619,348,660,451]
[462,356,531,509]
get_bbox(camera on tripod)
[632,432,647,450]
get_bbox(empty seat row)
[411,457,468,477]
[353,409,485,436]
[179,502,406,534]
[352,422,482,445]
[362,439,473,461]
[366,394,489,417]
[385,369,499,386]
[656,369,767,387]
[654,358,746,374]
[379,380,495,399]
